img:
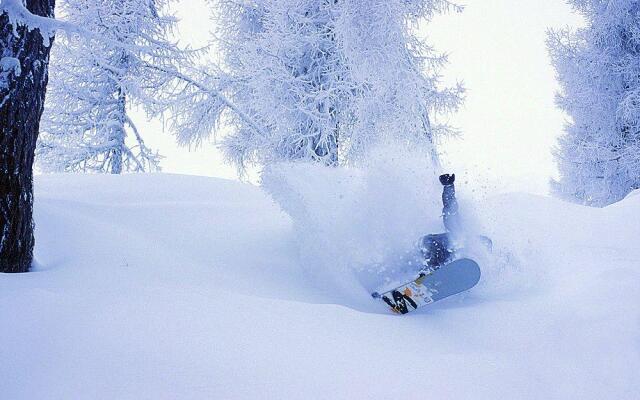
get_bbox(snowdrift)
[0,172,638,399]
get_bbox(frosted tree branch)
[168,0,463,174]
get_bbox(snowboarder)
[419,173,462,270]
[419,173,492,272]
[372,173,488,312]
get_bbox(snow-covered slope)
[1,173,638,399]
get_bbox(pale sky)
[140,0,583,194]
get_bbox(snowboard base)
[373,258,481,314]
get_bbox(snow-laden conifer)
[38,0,190,174]
[169,0,463,174]
[549,0,640,206]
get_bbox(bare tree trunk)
[0,0,56,273]
[109,87,127,174]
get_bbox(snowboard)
[372,258,481,314]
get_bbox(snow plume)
[262,143,445,306]
[263,141,522,307]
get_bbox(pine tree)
[37,0,189,174]
[169,0,463,174]
[549,0,640,206]
[1,0,56,273]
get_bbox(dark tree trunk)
[0,0,55,273]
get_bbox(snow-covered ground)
[1,173,639,399]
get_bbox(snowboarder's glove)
[439,173,455,186]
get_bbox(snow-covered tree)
[1,0,55,273]
[37,0,190,174]
[168,0,463,174]
[548,0,640,206]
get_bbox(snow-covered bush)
[174,0,463,175]
[37,0,191,174]
[548,0,640,206]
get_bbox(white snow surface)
[1,171,639,399]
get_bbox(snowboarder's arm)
[439,174,461,233]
